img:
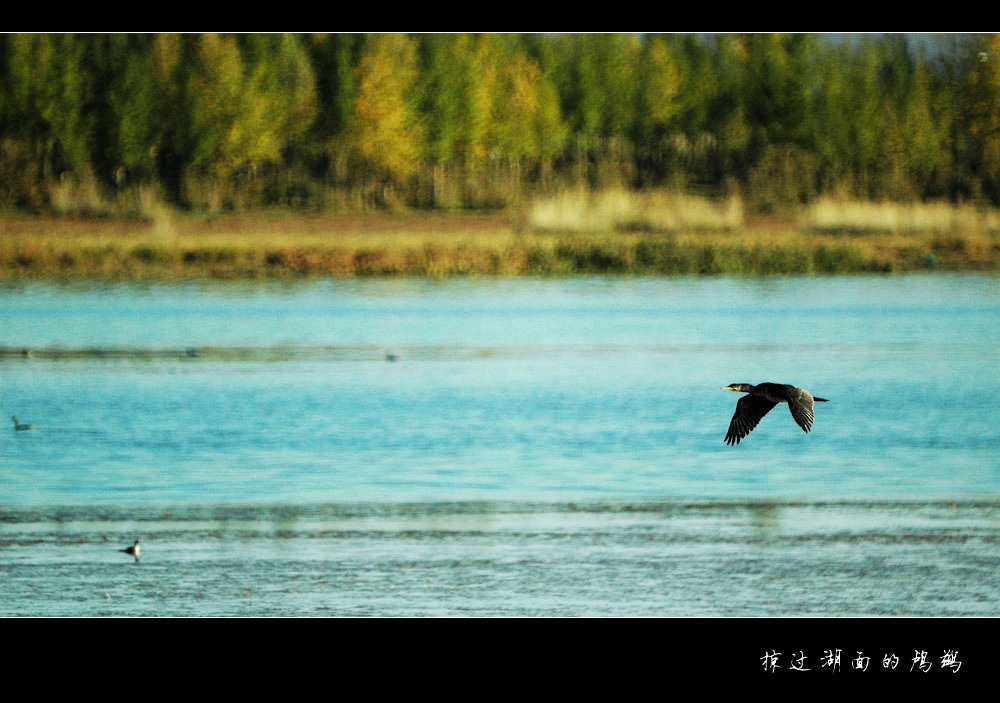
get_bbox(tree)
[951,33,1000,201]
[5,34,90,179]
[544,34,638,139]
[739,33,815,157]
[238,34,317,159]
[95,34,161,186]
[539,33,639,187]
[186,33,250,178]
[308,34,363,145]
[148,33,192,201]
[185,34,318,206]
[414,34,493,205]
[1,32,998,212]
[345,33,422,199]
[484,48,566,162]
[632,35,683,185]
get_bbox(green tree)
[545,34,638,139]
[541,33,639,186]
[950,33,1000,201]
[304,33,366,196]
[810,38,886,197]
[414,34,494,205]
[632,34,683,185]
[974,34,1000,199]
[148,33,195,201]
[186,34,251,177]
[93,34,161,186]
[483,48,566,161]
[739,33,816,155]
[874,36,948,199]
[238,34,317,159]
[694,35,752,188]
[5,34,91,179]
[418,34,469,165]
[184,33,317,206]
[307,34,364,144]
[635,36,682,135]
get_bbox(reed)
[800,198,1000,235]
[527,188,745,233]
[0,205,996,280]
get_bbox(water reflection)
[747,502,782,535]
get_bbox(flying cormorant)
[723,383,828,445]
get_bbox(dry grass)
[0,196,997,280]
[800,198,1000,234]
[527,188,745,233]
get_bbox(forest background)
[1,32,999,278]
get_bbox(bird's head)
[722,383,753,393]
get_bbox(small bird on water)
[723,383,828,445]
[11,415,34,431]
[121,539,141,563]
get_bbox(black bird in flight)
[723,383,828,445]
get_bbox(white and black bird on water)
[121,539,141,563]
[11,415,34,431]
[723,383,828,445]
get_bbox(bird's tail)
[814,397,829,402]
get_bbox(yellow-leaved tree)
[345,34,422,206]
[481,43,566,199]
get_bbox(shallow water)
[1,274,998,616]
[1,499,997,618]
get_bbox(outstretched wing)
[787,388,816,433]
[725,395,777,445]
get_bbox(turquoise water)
[1,274,998,616]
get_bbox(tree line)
[2,33,1000,215]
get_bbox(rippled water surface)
[1,274,998,616]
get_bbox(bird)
[11,415,34,431]
[120,539,141,563]
[723,383,828,445]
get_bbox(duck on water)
[723,383,828,445]
[11,416,34,431]
[120,539,141,563]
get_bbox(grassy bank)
[0,207,997,281]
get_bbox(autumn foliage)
[2,33,1000,215]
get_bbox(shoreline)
[1,211,997,280]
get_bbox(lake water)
[1,274,998,618]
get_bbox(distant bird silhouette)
[11,415,34,431]
[121,539,141,563]
[723,383,828,445]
